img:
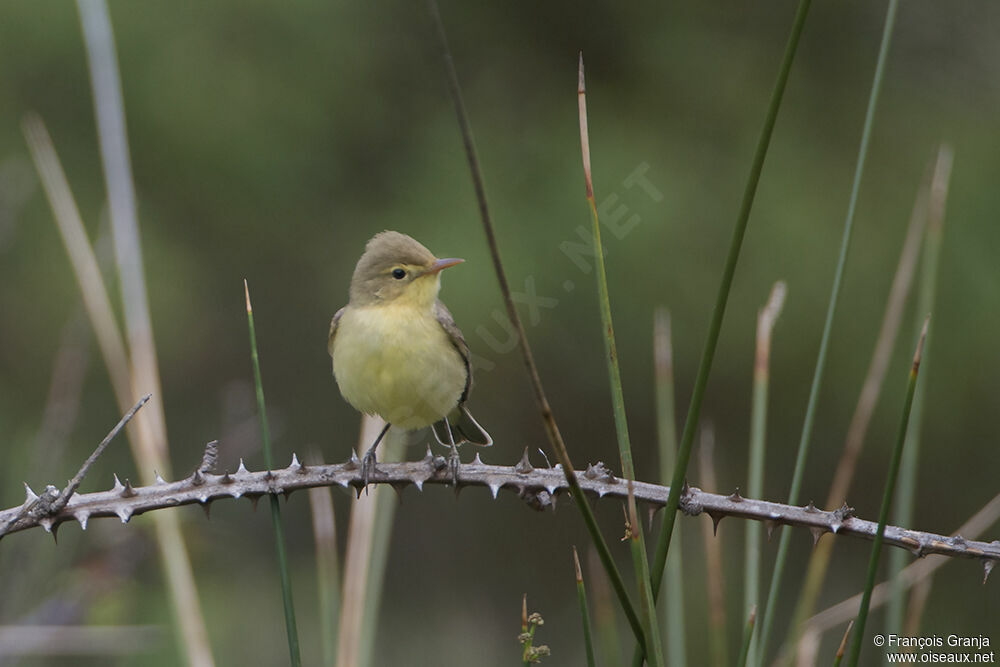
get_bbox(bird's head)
[349,231,463,308]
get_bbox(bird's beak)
[424,257,464,275]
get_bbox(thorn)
[264,470,274,481]
[39,517,54,534]
[708,511,722,537]
[345,451,360,470]
[221,472,233,484]
[75,511,90,530]
[154,471,167,485]
[805,501,818,513]
[282,489,293,502]
[390,481,408,501]
[765,520,777,541]
[984,560,995,585]
[728,488,743,503]
[50,522,59,543]
[514,448,533,474]
[584,463,599,480]
[291,453,306,472]
[202,502,212,519]
[537,448,552,468]
[237,459,249,475]
[23,483,39,504]
[122,478,136,498]
[192,469,205,486]
[422,446,433,462]
[810,527,825,546]
[249,495,260,511]
[413,477,425,492]
[545,484,558,496]
[489,482,501,499]
[681,480,691,497]
[116,507,132,523]
[111,474,125,494]
[472,452,483,465]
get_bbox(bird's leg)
[443,417,460,485]
[360,422,392,489]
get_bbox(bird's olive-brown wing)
[328,307,345,360]
[433,300,472,403]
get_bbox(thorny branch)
[1,443,998,577]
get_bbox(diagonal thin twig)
[54,394,151,513]
[0,395,149,537]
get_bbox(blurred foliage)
[0,1,998,664]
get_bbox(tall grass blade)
[757,1,899,661]
[644,6,813,643]
[653,309,686,666]
[744,282,785,667]
[785,146,939,661]
[427,0,646,652]
[846,318,928,666]
[245,282,301,666]
[737,606,758,667]
[886,144,953,633]
[627,483,664,667]
[579,52,662,666]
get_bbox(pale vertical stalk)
[308,450,341,667]
[737,606,758,667]
[887,144,953,634]
[744,282,785,667]
[357,430,404,667]
[23,115,213,667]
[758,2,899,661]
[573,547,597,667]
[653,309,686,667]
[698,426,727,667]
[336,416,403,667]
[589,547,623,667]
[846,319,928,667]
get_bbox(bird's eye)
[391,268,406,280]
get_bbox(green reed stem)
[245,282,301,667]
[847,319,927,666]
[757,2,898,661]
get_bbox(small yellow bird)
[329,231,491,483]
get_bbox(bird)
[328,231,491,485]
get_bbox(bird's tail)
[432,404,492,448]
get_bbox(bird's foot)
[359,449,379,496]
[448,444,460,485]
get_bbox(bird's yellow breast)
[331,303,466,430]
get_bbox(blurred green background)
[0,1,997,664]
